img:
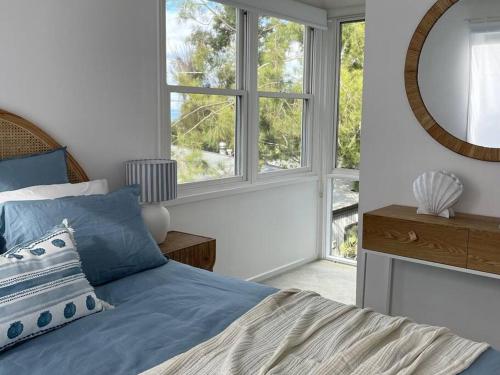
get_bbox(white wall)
[169,182,318,278]
[0,0,319,280]
[360,0,500,348]
[0,0,160,187]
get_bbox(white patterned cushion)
[0,223,103,351]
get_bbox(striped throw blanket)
[142,289,488,375]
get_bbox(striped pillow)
[0,223,103,352]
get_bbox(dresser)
[363,205,500,278]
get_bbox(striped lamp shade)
[125,159,177,203]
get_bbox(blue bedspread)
[0,261,498,374]
[0,261,275,375]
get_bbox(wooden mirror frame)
[405,0,500,162]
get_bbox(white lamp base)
[141,204,171,244]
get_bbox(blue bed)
[0,261,499,374]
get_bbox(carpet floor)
[260,260,357,305]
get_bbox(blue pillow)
[0,223,103,352]
[0,235,5,254]
[2,186,167,286]
[0,148,69,192]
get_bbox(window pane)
[258,16,305,93]
[330,178,359,259]
[335,21,365,169]
[171,93,237,183]
[166,0,237,89]
[259,97,303,172]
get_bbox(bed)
[1,109,500,374]
[0,261,498,374]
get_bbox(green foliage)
[174,0,237,88]
[337,22,365,170]
[339,225,358,259]
[257,17,304,93]
[168,1,365,182]
[169,1,238,183]
[257,17,305,170]
[258,97,303,170]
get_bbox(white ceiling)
[297,0,365,9]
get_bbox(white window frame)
[322,15,365,266]
[159,0,317,197]
[256,24,315,181]
[163,5,248,193]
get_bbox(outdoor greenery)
[258,16,304,171]
[336,21,365,170]
[334,22,365,260]
[339,225,358,260]
[168,0,238,183]
[167,1,365,183]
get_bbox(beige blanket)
[142,289,488,375]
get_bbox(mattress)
[0,261,498,374]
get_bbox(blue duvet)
[0,261,498,374]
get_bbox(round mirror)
[406,0,500,161]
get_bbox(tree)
[336,22,365,170]
[339,225,358,259]
[169,1,238,182]
[258,17,304,170]
[168,1,365,181]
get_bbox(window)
[335,21,365,170]
[258,16,312,173]
[328,19,365,263]
[166,0,243,184]
[171,93,237,182]
[164,0,315,187]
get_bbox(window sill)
[165,173,319,207]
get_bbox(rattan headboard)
[0,109,89,183]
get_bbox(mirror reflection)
[419,0,500,148]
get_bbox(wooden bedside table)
[159,231,216,272]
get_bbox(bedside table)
[159,231,216,272]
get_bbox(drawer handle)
[408,231,418,242]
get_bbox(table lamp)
[125,159,177,243]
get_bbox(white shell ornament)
[413,171,463,219]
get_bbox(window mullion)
[234,9,246,178]
[159,0,169,159]
[304,27,314,95]
[166,85,244,96]
[257,91,312,100]
[246,11,260,184]
[236,10,245,92]
[301,28,314,168]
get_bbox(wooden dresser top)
[366,205,500,233]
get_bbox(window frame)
[322,15,365,265]
[164,4,247,189]
[256,23,315,179]
[332,16,365,175]
[160,0,317,196]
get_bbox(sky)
[166,0,207,120]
